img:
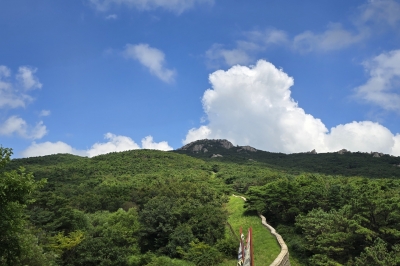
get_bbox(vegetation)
[245,174,400,265]
[1,148,234,265]
[219,196,280,266]
[2,138,400,265]
[174,139,400,178]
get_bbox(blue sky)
[1,0,400,157]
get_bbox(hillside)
[3,140,400,265]
[173,139,400,178]
[1,149,236,266]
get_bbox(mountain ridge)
[173,139,400,178]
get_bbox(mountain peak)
[178,139,234,152]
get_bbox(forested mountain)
[173,139,400,178]
[2,140,400,265]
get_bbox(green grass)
[219,196,281,266]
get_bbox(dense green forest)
[174,139,400,179]
[1,147,234,266]
[2,139,400,265]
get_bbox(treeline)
[0,148,237,266]
[245,174,400,265]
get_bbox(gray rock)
[192,144,204,152]
[203,148,208,153]
[307,149,317,154]
[239,145,257,152]
[219,140,234,149]
[211,154,223,158]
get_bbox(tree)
[296,207,374,264]
[64,208,140,266]
[0,147,46,265]
[355,238,400,266]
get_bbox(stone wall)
[232,194,291,266]
[259,214,290,266]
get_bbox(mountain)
[173,139,400,178]
[3,141,400,265]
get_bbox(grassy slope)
[219,196,281,266]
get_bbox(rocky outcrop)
[178,142,194,151]
[239,145,257,152]
[177,139,234,152]
[371,152,384,157]
[307,149,317,154]
[192,144,204,152]
[337,149,350,154]
[211,154,223,158]
[220,139,234,149]
[203,148,208,153]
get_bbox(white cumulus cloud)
[354,49,400,112]
[21,141,86,158]
[86,133,141,157]
[0,116,47,140]
[141,135,173,150]
[184,60,400,155]
[393,134,400,156]
[325,121,395,154]
[88,0,213,14]
[20,133,172,158]
[124,43,176,83]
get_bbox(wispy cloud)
[205,0,400,66]
[354,49,400,112]
[39,110,51,117]
[205,44,254,68]
[105,14,118,20]
[123,43,176,83]
[88,0,213,14]
[358,0,400,27]
[205,29,287,68]
[0,65,40,109]
[16,66,42,90]
[293,23,368,53]
[293,0,400,53]
[0,65,48,140]
[246,28,289,45]
[0,116,47,140]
